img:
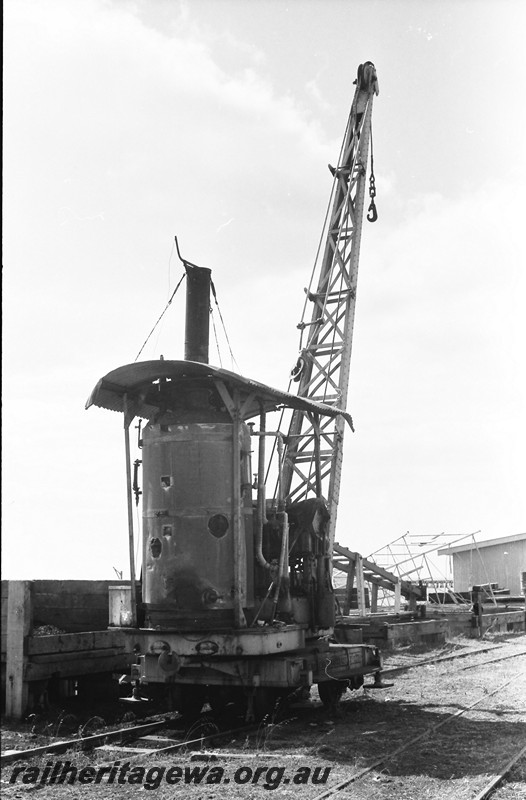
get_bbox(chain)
[367,122,378,223]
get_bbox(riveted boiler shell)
[142,422,253,617]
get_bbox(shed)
[438,533,526,595]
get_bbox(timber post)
[521,572,526,628]
[393,579,401,613]
[370,582,379,613]
[5,580,33,718]
[343,556,356,615]
[355,555,367,615]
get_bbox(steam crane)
[282,61,379,553]
[86,61,383,721]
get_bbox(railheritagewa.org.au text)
[9,760,332,791]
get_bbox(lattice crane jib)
[281,62,379,550]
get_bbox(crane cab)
[87,359,382,719]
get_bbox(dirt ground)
[1,633,525,799]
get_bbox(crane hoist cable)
[367,122,378,223]
[210,279,239,371]
[275,60,378,516]
[210,306,223,367]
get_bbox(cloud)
[3,0,340,578]
[337,176,526,549]
[305,76,333,114]
[3,0,525,578]
[5,0,328,152]
[5,0,334,281]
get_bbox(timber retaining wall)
[1,580,138,718]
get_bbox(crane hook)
[367,170,378,222]
[367,200,378,223]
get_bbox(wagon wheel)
[208,686,245,719]
[251,687,284,722]
[171,685,207,718]
[317,680,348,708]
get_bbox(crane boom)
[281,62,379,550]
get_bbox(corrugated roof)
[85,359,354,427]
[437,532,526,556]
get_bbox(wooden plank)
[28,647,125,665]
[334,543,360,560]
[336,555,425,603]
[33,609,108,628]
[139,735,184,743]
[334,544,423,597]
[0,719,170,766]
[30,581,141,633]
[32,580,139,594]
[191,752,307,761]
[34,595,109,609]
[371,583,379,613]
[28,629,127,655]
[33,580,121,593]
[355,555,367,615]
[5,581,33,718]
[32,609,109,633]
[95,745,156,754]
[24,654,131,681]
[338,562,400,594]
[394,580,402,613]
[343,559,356,615]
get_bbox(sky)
[3,0,526,581]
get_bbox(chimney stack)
[184,265,211,364]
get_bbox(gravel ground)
[1,633,525,799]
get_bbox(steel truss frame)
[281,68,377,552]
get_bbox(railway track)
[2,641,524,798]
[381,642,526,679]
[312,663,526,800]
[471,743,526,800]
[0,671,382,767]
[0,714,259,767]
[95,717,264,761]
[1,716,177,766]
[2,643,522,765]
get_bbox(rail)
[311,668,526,799]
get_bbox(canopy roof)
[86,360,353,426]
